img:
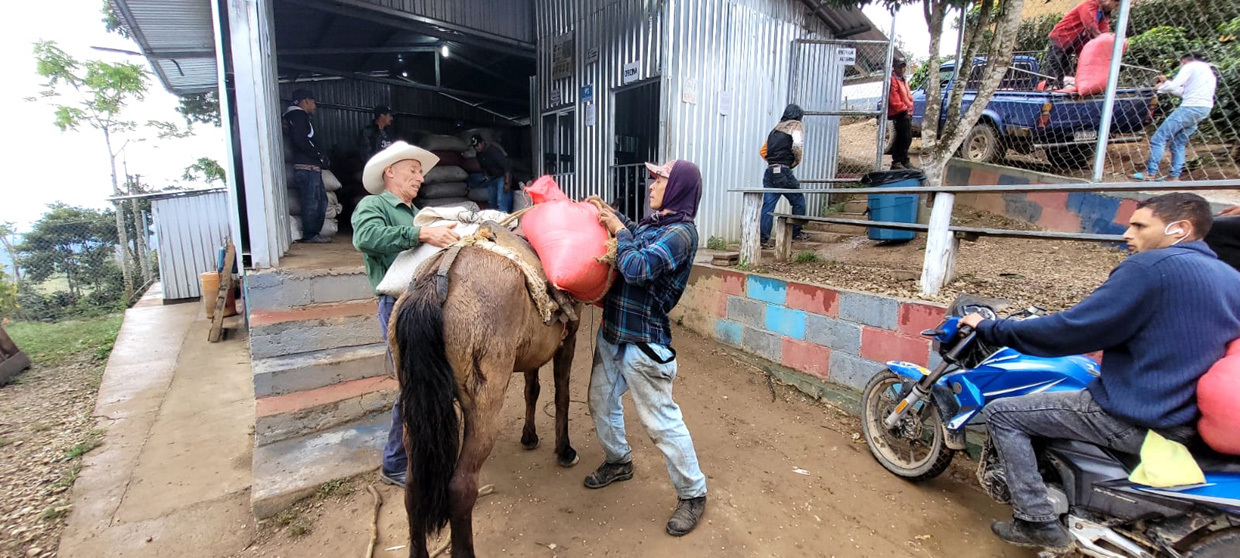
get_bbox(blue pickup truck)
[897,56,1158,168]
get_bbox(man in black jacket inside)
[283,88,330,243]
[358,104,395,159]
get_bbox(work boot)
[991,518,1071,550]
[302,234,333,244]
[583,461,633,489]
[666,496,707,536]
[890,162,906,170]
[379,468,406,487]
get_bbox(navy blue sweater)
[978,241,1240,429]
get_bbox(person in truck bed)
[1044,0,1118,89]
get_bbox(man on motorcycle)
[960,192,1240,551]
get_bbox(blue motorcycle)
[860,295,1240,557]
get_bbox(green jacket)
[351,191,422,293]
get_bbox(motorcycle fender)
[886,361,931,381]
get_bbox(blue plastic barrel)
[861,170,925,242]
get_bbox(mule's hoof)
[521,434,540,451]
[558,448,580,468]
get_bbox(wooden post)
[740,192,763,267]
[920,193,958,296]
[774,215,793,262]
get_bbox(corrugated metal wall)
[533,0,842,243]
[151,191,232,299]
[354,0,535,43]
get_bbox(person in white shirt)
[1134,52,1217,181]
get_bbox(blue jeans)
[294,169,327,238]
[588,331,707,499]
[1146,105,1211,178]
[984,390,1146,522]
[485,176,513,212]
[377,294,406,475]
[760,166,805,242]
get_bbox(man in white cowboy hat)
[352,141,461,486]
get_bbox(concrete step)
[843,199,869,213]
[254,375,397,447]
[251,414,388,519]
[244,267,373,313]
[253,343,388,398]
[249,299,380,359]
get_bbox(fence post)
[740,192,763,266]
[919,192,958,296]
[1092,0,1135,182]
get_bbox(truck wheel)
[958,123,1005,164]
[1045,146,1095,169]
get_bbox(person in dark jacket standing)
[584,160,708,537]
[759,104,808,246]
[888,58,915,170]
[1043,0,1118,89]
[1207,204,1240,271]
[357,104,395,159]
[960,193,1240,551]
[471,135,513,212]
[283,88,330,243]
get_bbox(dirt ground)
[228,317,1033,558]
[762,209,1128,312]
[0,356,104,558]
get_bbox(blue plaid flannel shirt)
[601,214,699,347]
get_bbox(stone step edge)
[251,414,388,519]
[255,375,397,420]
[252,343,389,398]
[249,298,378,327]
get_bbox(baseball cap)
[469,134,485,147]
[373,104,392,117]
[290,88,315,103]
[644,160,675,178]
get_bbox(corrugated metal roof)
[111,0,217,95]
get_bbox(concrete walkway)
[59,286,259,557]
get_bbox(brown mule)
[389,245,581,558]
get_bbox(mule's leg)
[552,318,580,467]
[448,371,511,558]
[521,369,540,450]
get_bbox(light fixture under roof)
[440,44,450,58]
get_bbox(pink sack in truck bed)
[520,176,615,301]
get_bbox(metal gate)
[787,37,896,187]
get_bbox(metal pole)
[1092,0,1133,182]
[875,14,898,171]
[951,7,967,84]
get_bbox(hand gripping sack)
[1198,340,1240,455]
[520,176,615,301]
[1075,33,1127,96]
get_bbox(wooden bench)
[769,213,1124,262]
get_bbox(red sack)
[1074,33,1126,96]
[1198,340,1240,455]
[521,176,615,301]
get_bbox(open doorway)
[612,79,660,221]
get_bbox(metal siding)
[354,0,535,43]
[664,0,835,243]
[152,191,231,299]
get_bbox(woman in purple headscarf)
[584,159,708,537]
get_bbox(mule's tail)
[390,274,460,536]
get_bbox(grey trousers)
[983,390,1146,522]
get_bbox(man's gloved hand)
[419,223,460,248]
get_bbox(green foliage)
[0,269,17,315]
[177,91,222,128]
[1126,27,1193,71]
[706,236,728,250]
[1014,14,1061,54]
[16,205,120,297]
[183,157,227,185]
[101,0,130,39]
[5,313,122,366]
[34,40,149,133]
[794,252,820,263]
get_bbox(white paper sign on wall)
[622,60,640,85]
[837,47,857,66]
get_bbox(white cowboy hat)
[362,141,439,195]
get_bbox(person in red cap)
[1044,0,1118,90]
[584,159,708,537]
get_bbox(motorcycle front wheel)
[861,369,956,481]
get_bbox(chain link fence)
[0,199,156,323]
[917,0,1240,191]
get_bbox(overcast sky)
[863,1,963,63]
[1,0,224,230]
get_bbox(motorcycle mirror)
[921,328,943,338]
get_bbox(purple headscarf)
[641,160,703,227]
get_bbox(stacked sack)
[416,134,479,212]
[286,168,344,240]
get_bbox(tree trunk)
[129,199,153,284]
[104,130,134,302]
